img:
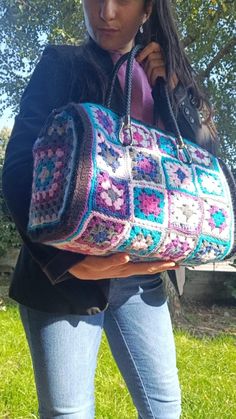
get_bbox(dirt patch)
[174,298,236,338]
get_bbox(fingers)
[125,260,178,276]
[136,42,162,63]
[136,41,178,89]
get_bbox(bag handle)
[106,45,192,163]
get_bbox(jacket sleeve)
[152,79,218,155]
[2,45,86,285]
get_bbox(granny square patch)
[187,142,218,170]
[128,123,153,149]
[133,186,166,224]
[30,142,75,226]
[157,231,197,261]
[94,171,130,219]
[118,225,162,256]
[195,167,224,197]
[96,130,127,178]
[129,148,163,184]
[162,157,196,194]
[155,133,178,159]
[185,236,230,264]
[72,215,127,252]
[93,107,117,136]
[168,191,203,234]
[202,198,232,241]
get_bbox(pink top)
[110,52,154,125]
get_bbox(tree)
[0,127,21,256]
[0,0,235,164]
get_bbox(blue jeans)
[19,276,181,419]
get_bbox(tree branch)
[198,37,236,80]
[182,1,233,48]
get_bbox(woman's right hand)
[68,253,177,280]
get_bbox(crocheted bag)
[27,45,236,265]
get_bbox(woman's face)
[82,0,151,53]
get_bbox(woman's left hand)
[136,42,178,89]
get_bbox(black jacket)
[2,41,214,314]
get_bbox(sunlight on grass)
[0,305,235,418]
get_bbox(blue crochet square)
[185,235,230,264]
[195,167,224,197]
[96,130,126,177]
[117,225,162,255]
[156,133,178,159]
[162,157,196,195]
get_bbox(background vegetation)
[0,127,21,256]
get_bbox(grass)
[0,305,235,419]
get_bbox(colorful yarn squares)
[195,167,224,197]
[96,131,126,177]
[46,110,73,138]
[33,145,71,199]
[93,107,117,135]
[134,187,165,224]
[162,157,196,194]
[157,232,196,261]
[129,149,162,184]
[129,123,154,149]
[94,171,130,219]
[185,236,230,264]
[118,225,162,255]
[187,142,218,170]
[73,215,127,251]
[202,198,232,240]
[155,133,178,159]
[168,191,202,234]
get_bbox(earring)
[139,24,144,34]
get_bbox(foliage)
[0,305,235,418]
[0,0,235,164]
[0,127,21,256]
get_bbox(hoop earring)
[139,24,144,34]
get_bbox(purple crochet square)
[129,123,154,149]
[93,107,117,136]
[130,149,162,185]
[202,198,231,240]
[187,143,217,170]
[73,215,127,252]
[133,186,166,225]
[157,231,196,261]
[94,171,130,219]
[31,144,73,224]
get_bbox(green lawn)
[0,305,235,419]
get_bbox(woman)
[2,0,216,418]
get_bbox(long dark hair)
[72,0,215,136]
[138,0,213,116]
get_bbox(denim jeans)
[19,275,181,419]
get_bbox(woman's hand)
[68,253,177,280]
[136,42,178,89]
